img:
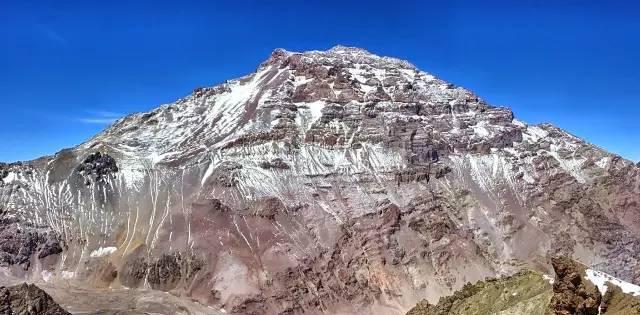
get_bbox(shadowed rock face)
[76,152,119,185]
[0,283,70,315]
[119,246,149,289]
[147,253,182,291]
[1,46,640,314]
[0,223,62,270]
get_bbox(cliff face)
[1,46,639,314]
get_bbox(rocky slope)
[406,271,552,315]
[405,257,640,315]
[1,46,639,314]
[0,283,70,315]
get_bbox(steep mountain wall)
[1,46,639,314]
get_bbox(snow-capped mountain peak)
[1,46,639,315]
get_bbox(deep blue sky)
[1,1,639,162]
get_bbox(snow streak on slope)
[2,45,640,315]
[586,269,640,296]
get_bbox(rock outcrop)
[0,283,70,315]
[549,257,601,315]
[405,271,553,315]
[600,284,640,314]
[405,257,640,315]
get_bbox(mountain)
[0,46,639,315]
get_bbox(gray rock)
[0,283,70,315]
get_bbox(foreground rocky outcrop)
[406,257,640,315]
[0,283,70,315]
[549,257,601,315]
[406,271,553,315]
[1,46,639,314]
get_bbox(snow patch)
[360,84,376,93]
[61,271,75,279]
[522,173,536,184]
[294,75,313,87]
[472,123,490,138]
[2,172,18,184]
[41,270,53,282]
[90,246,118,258]
[523,126,549,143]
[512,119,527,128]
[595,157,610,169]
[149,151,181,165]
[586,269,640,296]
[306,100,325,123]
[548,151,587,184]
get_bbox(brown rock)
[549,256,601,315]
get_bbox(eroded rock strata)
[1,46,639,314]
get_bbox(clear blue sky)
[1,0,639,162]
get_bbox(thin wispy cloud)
[34,23,67,44]
[78,110,123,125]
[78,118,120,124]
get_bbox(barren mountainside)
[1,46,639,314]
